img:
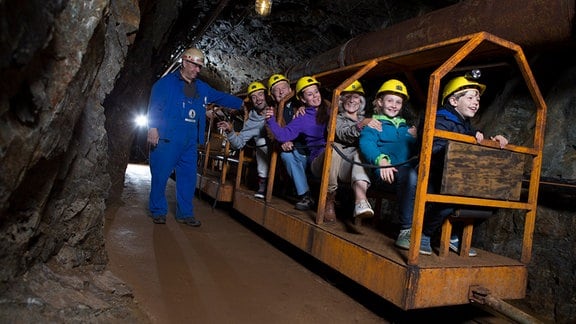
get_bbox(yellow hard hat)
[295,76,320,98]
[442,76,486,104]
[267,74,290,90]
[247,81,267,96]
[376,79,409,100]
[181,48,205,67]
[342,80,365,95]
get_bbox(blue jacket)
[432,104,476,155]
[359,114,416,173]
[427,104,477,183]
[267,106,326,161]
[147,70,243,144]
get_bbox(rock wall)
[0,0,141,320]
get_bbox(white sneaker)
[449,237,478,257]
[354,200,374,218]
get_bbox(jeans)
[373,165,417,230]
[280,149,309,196]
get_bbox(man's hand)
[265,107,275,120]
[217,121,232,133]
[206,108,216,120]
[148,128,159,146]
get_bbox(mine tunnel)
[1,0,576,322]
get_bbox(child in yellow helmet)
[358,79,420,251]
[419,75,509,256]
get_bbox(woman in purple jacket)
[265,76,330,213]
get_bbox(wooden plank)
[441,141,525,201]
[196,174,234,202]
[231,187,527,310]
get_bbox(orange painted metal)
[226,31,546,310]
[410,32,546,265]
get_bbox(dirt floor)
[104,164,521,323]
[105,164,389,323]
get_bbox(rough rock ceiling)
[151,0,460,93]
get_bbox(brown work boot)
[324,191,337,222]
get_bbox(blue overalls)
[147,71,242,220]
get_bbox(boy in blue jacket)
[419,76,508,256]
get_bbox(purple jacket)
[267,106,326,161]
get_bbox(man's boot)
[324,191,337,222]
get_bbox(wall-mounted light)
[255,0,272,16]
[135,114,148,128]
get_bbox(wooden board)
[441,141,525,201]
[230,187,527,310]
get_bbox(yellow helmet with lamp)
[376,79,409,100]
[442,76,486,104]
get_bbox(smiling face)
[250,89,267,111]
[300,84,322,107]
[376,93,404,118]
[270,80,292,103]
[449,89,480,119]
[180,58,202,82]
[342,93,362,115]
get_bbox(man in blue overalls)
[146,48,243,226]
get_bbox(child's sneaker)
[354,200,374,218]
[395,229,411,250]
[420,235,432,255]
[449,236,478,257]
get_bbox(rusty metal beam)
[286,0,575,80]
[470,286,544,323]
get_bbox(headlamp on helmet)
[181,48,205,67]
[442,72,486,104]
